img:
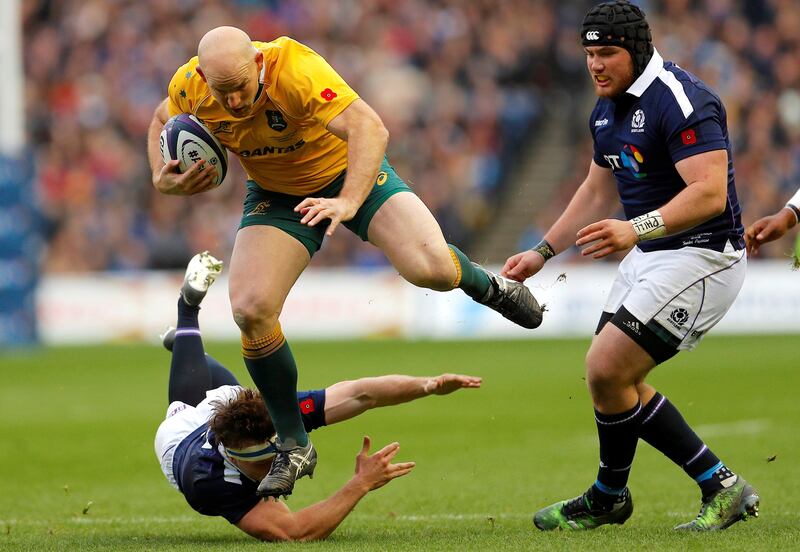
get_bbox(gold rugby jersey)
[167,37,359,195]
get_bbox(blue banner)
[0,154,38,346]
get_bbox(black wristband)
[532,239,555,261]
[786,204,800,224]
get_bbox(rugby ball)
[160,114,228,186]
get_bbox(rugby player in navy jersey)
[502,1,758,532]
[154,252,481,541]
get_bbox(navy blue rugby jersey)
[590,49,744,252]
[172,389,326,524]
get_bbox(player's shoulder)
[650,61,722,118]
[256,36,315,59]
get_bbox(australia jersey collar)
[254,60,267,102]
[625,48,664,98]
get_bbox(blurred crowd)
[24,0,800,272]
[25,0,586,271]
[530,0,800,261]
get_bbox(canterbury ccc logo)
[585,30,600,41]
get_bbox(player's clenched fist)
[502,250,546,282]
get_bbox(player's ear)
[196,66,207,82]
[255,51,264,72]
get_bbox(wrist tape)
[630,210,666,241]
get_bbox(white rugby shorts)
[154,385,242,490]
[603,242,746,351]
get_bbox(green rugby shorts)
[240,157,412,257]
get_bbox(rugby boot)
[180,251,223,307]
[256,440,317,499]
[160,326,177,352]
[475,264,543,329]
[534,486,633,530]
[674,477,759,531]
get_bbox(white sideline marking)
[0,514,531,526]
[2,509,787,527]
[694,419,770,438]
[573,418,771,446]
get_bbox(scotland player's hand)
[153,159,218,195]
[295,197,358,237]
[576,219,637,259]
[353,437,415,492]
[745,208,796,255]
[425,374,483,395]
[502,250,546,282]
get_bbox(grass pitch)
[1,335,797,551]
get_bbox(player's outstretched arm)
[502,160,618,281]
[323,374,482,424]
[235,437,414,541]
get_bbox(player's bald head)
[197,26,258,80]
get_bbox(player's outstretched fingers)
[389,462,416,479]
[294,197,318,213]
[325,217,342,237]
[376,442,401,463]
[433,374,482,394]
[360,436,372,457]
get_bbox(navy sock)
[168,297,212,406]
[638,392,735,498]
[205,354,240,388]
[592,402,642,508]
[242,325,308,447]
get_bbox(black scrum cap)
[581,1,654,78]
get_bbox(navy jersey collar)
[626,49,664,97]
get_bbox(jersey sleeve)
[167,61,195,117]
[273,39,360,128]
[659,85,728,164]
[296,389,327,432]
[191,478,260,524]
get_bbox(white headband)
[224,438,278,462]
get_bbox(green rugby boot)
[674,477,759,531]
[533,487,633,531]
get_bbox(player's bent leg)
[367,192,458,291]
[535,325,653,531]
[229,226,316,497]
[229,226,309,338]
[367,193,542,328]
[585,323,655,413]
[167,251,224,406]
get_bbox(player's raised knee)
[401,256,457,291]
[231,296,280,334]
